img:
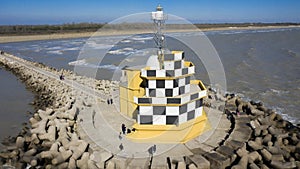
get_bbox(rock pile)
[0,53,116,168]
[0,52,299,168]
[224,94,300,169]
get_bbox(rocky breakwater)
[0,52,119,168]
[0,51,299,169]
[221,94,300,169]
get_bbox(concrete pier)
[0,52,299,169]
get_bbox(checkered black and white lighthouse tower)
[133,5,207,125]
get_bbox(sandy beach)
[1,25,299,43]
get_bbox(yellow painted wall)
[127,70,143,90]
[119,69,145,118]
[190,79,206,90]
[184,61,194,67]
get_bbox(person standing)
[121,124,126,134]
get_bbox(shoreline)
[0,25,299,43]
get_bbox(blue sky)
[1,0,300,25]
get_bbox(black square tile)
[153,106,166,115]
[166,116,178,125]
[196,99,203,108]
[173,79,179,88]
[138,98,152,104]
[179,86,185,95]
[179,104,187,114]
[149,89,156,97]
[140,115,153,124]
[165,89,173,97]
[147,70,156,77]
[191,93,198,100]
[174,60,181,69]
[182,68,188,75]
[188,110,195,120]
[185,76,190,84]
[167,98,181,104]
[166,70,174,77]
[156,80,165,88]
[164,54,174,60]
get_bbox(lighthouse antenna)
[151,4,167,69]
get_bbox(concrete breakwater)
[0,51,299,169]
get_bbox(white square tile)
[152,97,167,104]
[153,115,166,125]
[185,84,191,93]
[156,70,165,77]
[199,90,207,98]
[164,61,174,70]
[178,113,187,124]
[155,89,165,97]
[134,97,138,104]
[179,78,185,87]
[141,70,147,77]
[181,95,190,104]
[173,88,179,96]
[166,106,179,115]
[165,80,173,88]
[148,80,156,88]
[188,101,195,112]
[174,52,182,60]
[140,106,153,115]
[188,66,195,74]
[175,69,182,77]
[195,107,203,117]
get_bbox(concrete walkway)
[1,53,232,166]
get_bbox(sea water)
[0,28,299,138]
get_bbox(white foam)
[86,41,114,49]
[47,50,63,55]
[68,59,87,66]
[131,37,153,41]
[121,40,132,43]
[68,59,119,70]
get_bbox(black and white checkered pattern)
[135,51,206,125]
[134,90,207,105]
[141,66,195,78]
[164,60,184,70]
[164,52,184,61]
[144,76,190,97]
[137,99,203,125]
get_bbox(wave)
[63,47,81,51]
[68,59,88,66]
[261,88,289,96]
[45,46,62,50]
[131,36,153,41]
[269,106,298,124]
[86,41,114,49]
[68,59,120,70]
[108,48,135,55]
[47,50,63,55]
[204,27,300,36]
[120,40,132,43]
[281,48,299,58]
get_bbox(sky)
[0,0,300,25]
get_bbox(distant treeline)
[0,22,299,35]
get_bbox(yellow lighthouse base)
[126,111,211,143]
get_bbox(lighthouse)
[119,5,209,143]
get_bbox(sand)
[0,25,299,43]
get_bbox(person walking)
[121,124,126,134]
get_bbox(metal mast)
[151,4,167,69]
